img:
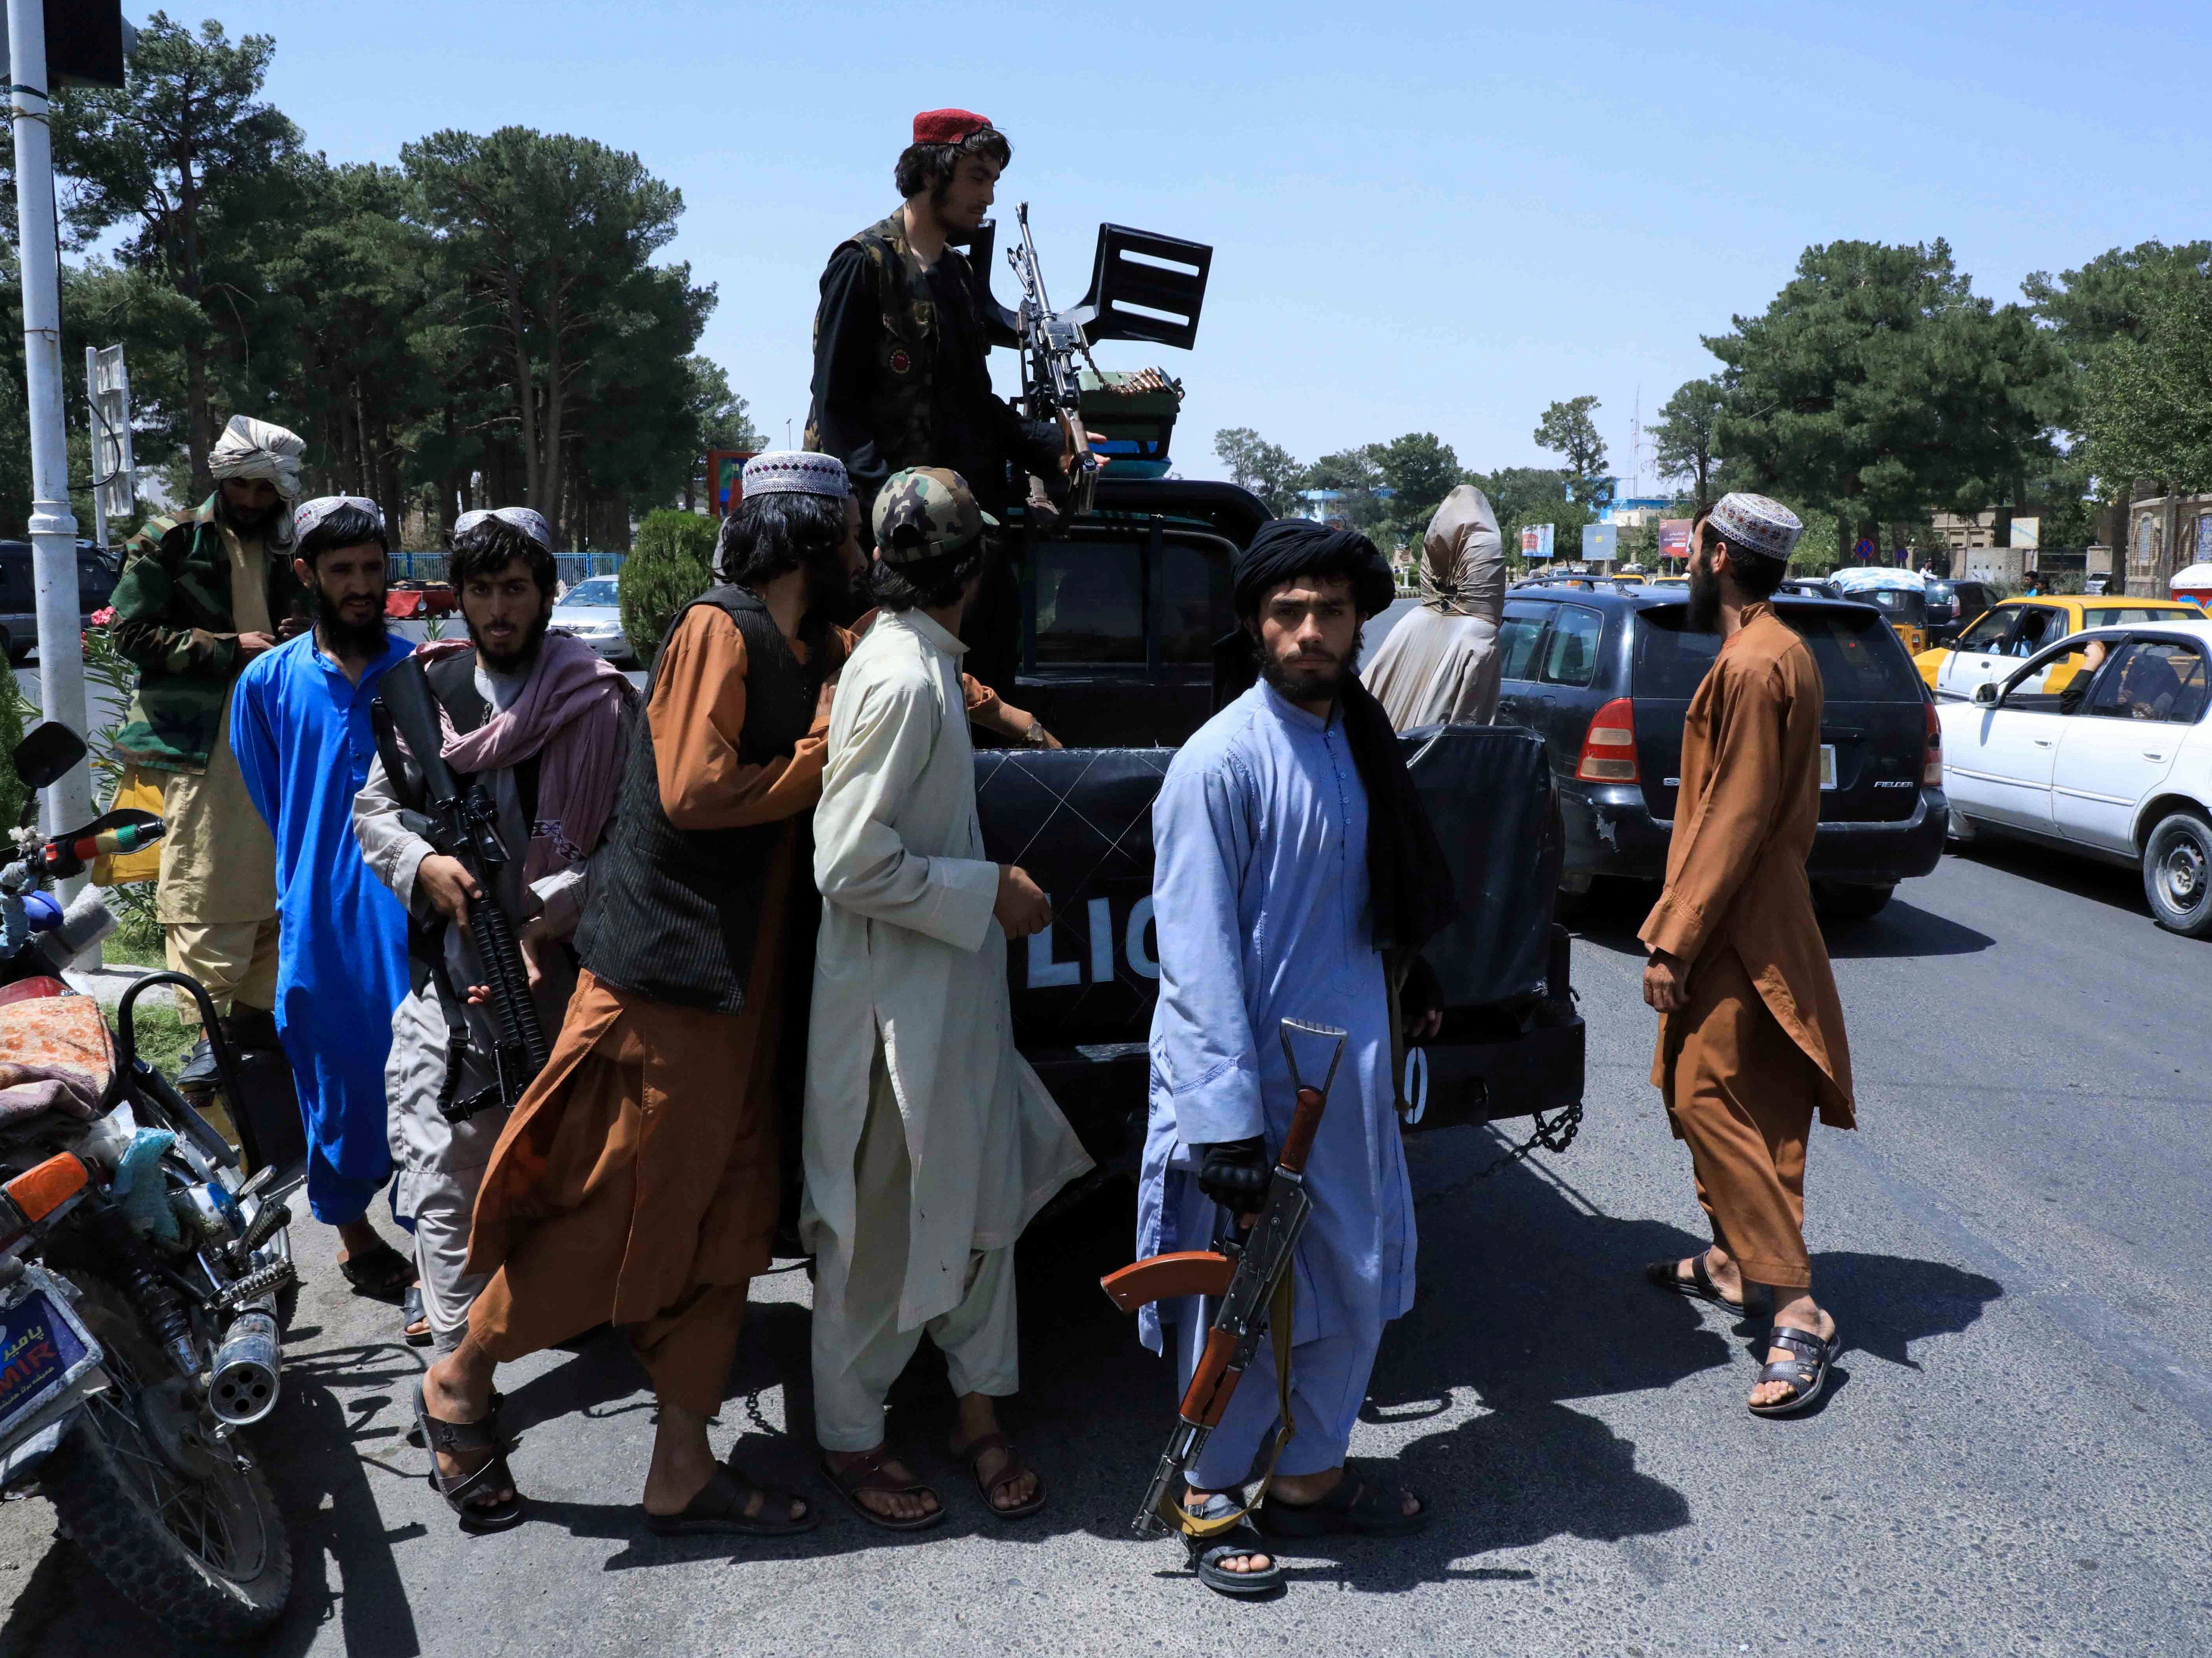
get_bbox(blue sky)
[203,0,2204,489]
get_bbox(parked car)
[1914,595,2205,700]
[1485,585,1946,920]
[1828,567,1934,657]
[1923,578,1999,646]
[1777,576,1843,601]
[0,542,118,662]
[1939,619,2212,935]
[548,574,631,665]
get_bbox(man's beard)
[804,550,866,629]
[467,608,550,675]
[216,491,284,540]
[314,581,388,654]
[1686,563,1723,633]
[1258,625,1364,704]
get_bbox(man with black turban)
[1134,518,1455,1594]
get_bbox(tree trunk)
[542,322,567,550]
[507,266,543,522]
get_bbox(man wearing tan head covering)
[1364,484,1507,729]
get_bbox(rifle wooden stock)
[1099,1250,1235,1314]
[1277,1085,1326,1174]
[1178,1326,1240,1427]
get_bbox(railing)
[391,552,628,585]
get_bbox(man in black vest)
[416,454,859,1540]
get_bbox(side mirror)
[11,722,87,791]
[1973,682,1999,706]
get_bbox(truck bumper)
[1563,782,1949,887]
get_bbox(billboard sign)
[705,449,758,516]
[2008,516,2040,551]
[1521,523,1554,561]
[1582,522,1617,563]
[89,345,134,523]
[1658,518,1690,562]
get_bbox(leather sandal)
[1748,1322,1839,1418]
[645,1461,818,1537]
[819,1447,945,1532]
[1182,1490,1284,1597]
[340,1238,415,1302]
[1645,1252,1769,1314]
[412,1380,525,1534]
[947,1429,1046,1521]
[1258,1474,1428,1538]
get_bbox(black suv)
[1490,583,1946,919]
[0,543,119,663]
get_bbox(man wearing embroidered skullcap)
[108,416,308,1179]
[1638,492,1854,1419]
[417,453,876,1538]
[805,109,1076,693]
[229,496,417,1297]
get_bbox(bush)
[621,510,718,673]
[0,652,28,835]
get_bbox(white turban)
[453,506,553,553]
[292,495,384,545]
[207,415,305,500]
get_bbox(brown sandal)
[819,1447,945,1532]
[948,1430,1047,1521]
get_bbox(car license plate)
[0,1274,101,1443]
[1820,744,1837,790]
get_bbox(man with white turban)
[1362,484,1508,730]
[110,415,317,1159]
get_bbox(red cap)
[913,108,992,146]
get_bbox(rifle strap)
[1153,1270,1298,1540]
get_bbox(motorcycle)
[0,722,294,1642]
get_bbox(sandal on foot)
[1748,1323,1839,1418]
[1258,1475,1428,1538]
[645,1463,819,1537]
[1182,1491,1284,1597]
[947,1430,1046,1521]
[1645,1253,1766,1314]
[401,1285,433,1348]
[341,1239,415,1301]
[819,1448,945,1533]
[412,1380,525,1534]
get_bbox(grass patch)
[119,1004,199,1082]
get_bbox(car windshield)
[1633,604,1924,702]
[2084,605,2193,626]
[561,577,618,607]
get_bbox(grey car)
[548,574,631,665]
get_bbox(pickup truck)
[970,477,1587,1177]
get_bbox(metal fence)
[392,551,628,586]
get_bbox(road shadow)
[1565,879,1993,961]
[1949,837,2151,919]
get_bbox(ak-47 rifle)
[370,659,550,1124]
[1004,201,1100,517]
[1099,1017,1348,1537]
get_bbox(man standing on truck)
[1639,492,1855,1417]
[108,416,307,1140]
[1365,484,1510,729]
[1138,518,1452,1595]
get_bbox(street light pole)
[6,0,96,852]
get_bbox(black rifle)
[371,658,550,1123]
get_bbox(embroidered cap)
[913,108,993,146]
[453,505,553,552]
[292,495,383,544]
[1706,492,1804,563]
[739,451,850,504]
[872,467,996,568]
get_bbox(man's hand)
[1401,956,1444,1043]
[814,673,839,726]
[517,917,552,991]
[993,864,1052,939]
[417,854,480,927]
[276,614,310,640]
[1193,1137,1270,1215]
[1642,949,1690,1014]
[235,631,277,660]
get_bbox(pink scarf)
[412,634,637,881]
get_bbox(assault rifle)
[1004,202,1099,517]
[1099,1017,1347,1537]
[370,659,550,1124]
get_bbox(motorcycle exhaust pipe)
[206,1310,281,1427]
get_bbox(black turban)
[1232,519,1396,621]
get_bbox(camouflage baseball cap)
[872,467,997,567]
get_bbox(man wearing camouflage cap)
[803,467,1091,1529]
[1639,493,1855,1419]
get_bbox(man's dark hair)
[864,544,983,613]
[451,518,556,596]
[296,502,389,566]
[716,491,847,586]
[895,126,1012,201]
[1698,518,1787,599]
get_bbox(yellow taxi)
[1915,596,2207,698]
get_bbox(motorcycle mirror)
[11,722,87,791]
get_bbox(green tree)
[2081,266,2212,496]
[620,509,717,668]
[1371,431,1461,543]
[1708,239,2062,563]
[1651,377,1725,512]
[1533,396,1609,503]
[1297,447,1388,530]
[1210,426,1302,516]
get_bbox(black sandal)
[1748,1322,1839,1418]
[412,1380,525,1534]
[819,1448,945,1533]
[1182,1491,1284,1597]
[341,1239,415,1302]
[401,1285,433,1348]
[645,1462,818,1537]
[1258,1474,1427,1538]
[1645,1253,1768,1314]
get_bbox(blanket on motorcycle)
[0,997,112,1117]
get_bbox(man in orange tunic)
[1638,493,1855,1417]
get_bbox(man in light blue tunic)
[232,496,415,1291]
[1139,518,1454,1594]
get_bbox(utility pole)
[7,0,96,858]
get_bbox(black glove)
[1193,1137,1271,1211]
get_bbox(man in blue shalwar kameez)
[1138,518,1456,1595]
[232,496,415,1293]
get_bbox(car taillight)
[0,1153,87,1247]
[1923,699,1942,785]
[1575,697,1640,783]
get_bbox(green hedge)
[621,510,718,674]
[0,653,26,834]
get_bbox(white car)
[1939,619,2212,935]
[548,574,631,665]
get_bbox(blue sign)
[1853,538,1876,563]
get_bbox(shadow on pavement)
[1950,837,2151,918]
[1565,879,1994,961]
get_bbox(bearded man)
[1640,493,1855,1417]
[354,507,634,1386]
[231,497,415,1290]
[1138,519,1453,1595]
[109,416,309,1150]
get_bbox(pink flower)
[88,606,115,628]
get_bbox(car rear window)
[2088,606,2196,625]
[1633,605,1923,702]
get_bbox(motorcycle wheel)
[41,1273,292,1643]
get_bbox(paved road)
[6,834,2207,1654]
